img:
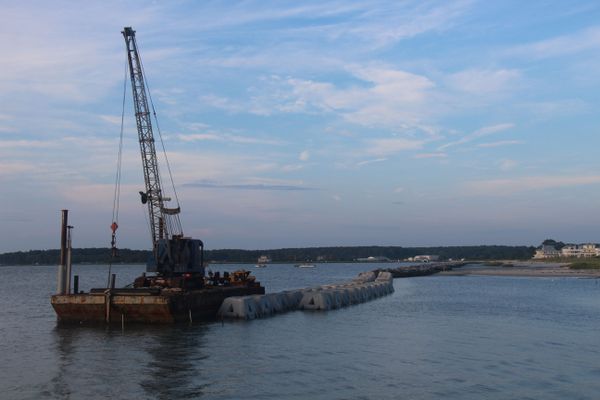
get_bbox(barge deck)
[51,284,265,324]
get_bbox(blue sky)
[2,0,600,252]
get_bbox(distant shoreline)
[0,245,537,266]
[5,260,600,279]
[442,261,600,278]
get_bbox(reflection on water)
[140,325,209,399]
[46,323,211,399]
[47,326,77,399]
[1,264,600,399]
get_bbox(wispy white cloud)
[199,94,248,114]
[0,161,36,177]
[446,68,521,95]
[365,138,424,156]
[340,0,473,47]
[439,123,515,150]
[506,26,600,59]
[99,115,123,125]
[477,140,523,148]
[498,159,518,171]
[166,151,293,184]
[464,175,600,195]
[178,133,221,141]
[299,150,310,161]
[185,1,473,63]
[0,140,57,149]
[520,99,590,118]
[281,164,304,172]
[184,179,315,191]
[177,132,282,145]
[279,66,435,128]
[414,152,447,159]
[356,158,387,167]
[219,66,436,133]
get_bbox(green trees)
[542,239,566,249]
[0,245,536,265]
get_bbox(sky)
[2,0,600,252]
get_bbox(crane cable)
[107,58,128,287]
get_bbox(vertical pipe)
[106,274,116,323]
[73,275,79,294]
[66,226,73,294]
[105,293,111,323]
[57,210,68,294]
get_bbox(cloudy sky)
[2,0,600,252]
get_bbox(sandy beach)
[440,261,600,278]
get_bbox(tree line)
[0,245,535,266]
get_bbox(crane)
[122,27,204,283]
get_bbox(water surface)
[1,263,599,399]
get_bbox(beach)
[441,261,600,278]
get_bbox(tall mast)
[122,27,181,248]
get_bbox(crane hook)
[110,222,119,258]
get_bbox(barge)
[51,27,265,324]
[51,282,264,324]
[50,210,265,324]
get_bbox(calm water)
[1,263,599,399]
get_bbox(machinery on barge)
[51,27,264,324]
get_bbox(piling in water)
[56,210,68,295]
[73,275,79,294]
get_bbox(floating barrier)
[217,269,395,320]
[217,296,258,320]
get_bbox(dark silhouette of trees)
[0,245,536,266]
[541,239,566,249]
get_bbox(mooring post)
[57,210,68,294]
[105,293,111,323]
[66,225,73,294]
[110,274,116,289]
[73,275,79,294]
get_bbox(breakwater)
[218,270,394,320]
[378,261,465,278]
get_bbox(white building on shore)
[533,242,600,259]
[410,255,440,262]
[533,245,561,259]
[560,244,600,258]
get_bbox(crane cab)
[147,237,205,276]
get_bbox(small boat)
[256,255,270,268]
[295,263,316,268]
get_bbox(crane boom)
[122,27,181,244]
[122,27,204,278]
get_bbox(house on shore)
[533,245,561,259]
[560,244,599,258]
[409,255,440,262]
[533,242,599,259]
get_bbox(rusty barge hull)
[51,285,265,324]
